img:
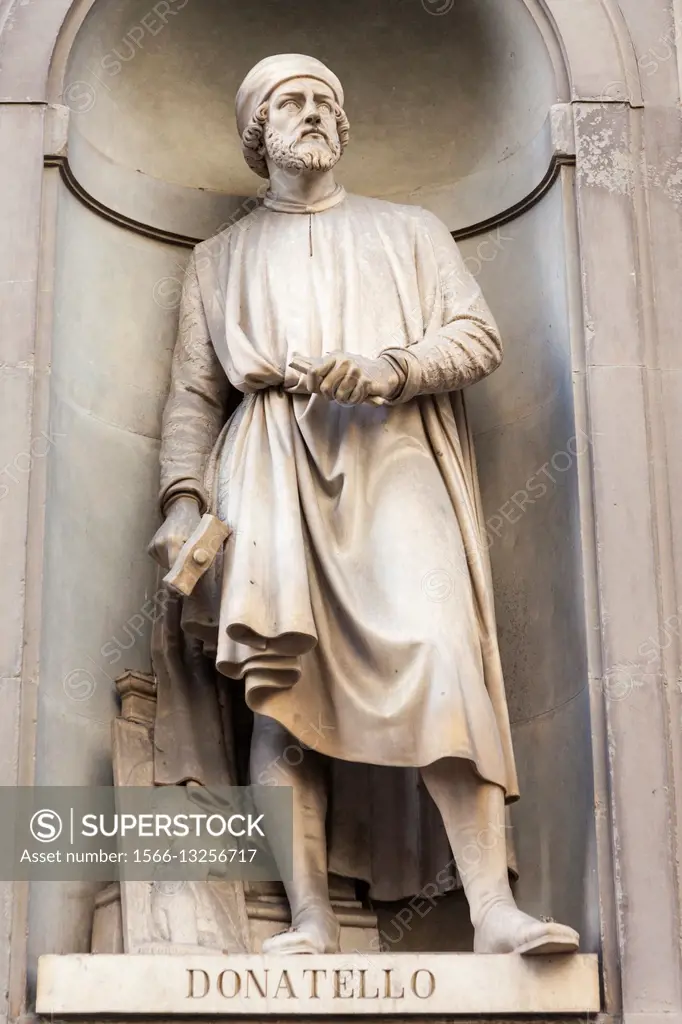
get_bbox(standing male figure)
[149,53,579,957]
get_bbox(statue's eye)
[318,101,332,114]
[283,100,300,111]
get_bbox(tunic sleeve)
[159,252,231,515]
[381,210,503,403]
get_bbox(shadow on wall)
[65,0,558,197]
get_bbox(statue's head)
[236,54,349,179]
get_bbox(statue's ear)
[255,103,269,156]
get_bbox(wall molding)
[47,151,576,248]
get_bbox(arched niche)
[60,0,563,237]
[0,0,641,106]
[30,0,602,969]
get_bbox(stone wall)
[0,1,681,1020]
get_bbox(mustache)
[298,126,330,142]
[263,124,342,174]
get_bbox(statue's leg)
[250,711,341,954]
[420,758,579,955]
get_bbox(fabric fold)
[154,190,522,900]
[167,192,518,800]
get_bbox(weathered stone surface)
[36,952,600,1015]
[0,2,681,1022]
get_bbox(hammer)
[163,513,231,597]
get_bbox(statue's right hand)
[147,496,202,570]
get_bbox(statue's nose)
[305,112,322,125]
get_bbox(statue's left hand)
[147,495,202,571]
[291,351,400,405]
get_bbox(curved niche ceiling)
[63,0,560,240]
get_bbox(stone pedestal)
[37,952,600,1016]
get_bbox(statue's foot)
[261,906,341,955]
[474,900,579,955]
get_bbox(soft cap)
[235,53,344,137]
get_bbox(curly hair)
[241,101,350,179]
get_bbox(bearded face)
[260,77,344,176]
[263,122,342,174]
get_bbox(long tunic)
[157,191,518,804]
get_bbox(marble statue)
[148,53,580,957]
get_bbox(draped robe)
[152,191,519,900]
